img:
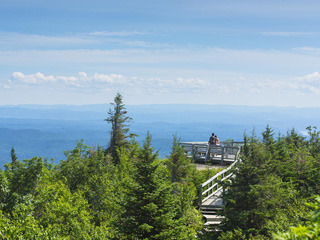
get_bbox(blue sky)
[1,0,320,106]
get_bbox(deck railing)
[181,141,243,165]
[199,148,241,205]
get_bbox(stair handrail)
[199,148,241,205]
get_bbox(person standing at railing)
[208,133,217,159]
[208,133,216,145]
[215,135,220,146]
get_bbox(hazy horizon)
[1,103,319,109]
[0,103,319,165]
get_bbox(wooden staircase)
[200,187,224,225]
[202,208,224,226]
[199,148,241,226]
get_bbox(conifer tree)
[10,147,17,165]
[119,133,176,239]
[306,125,320,157]
[262,125,275,153]
[274,133,289,160]
[285,128,306,150]
[274,196,320,240]
[222,131,306,238]
[165,135,203,235]
[166,134,192,184]
[105,93,135,164]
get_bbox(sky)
[1,0,320,107]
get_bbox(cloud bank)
[7,72,214,94]
[4,71,320,96]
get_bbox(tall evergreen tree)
[221,130,307,238]
[10,147,17,165]
[119,133,198,239]
[165,135,203,234]
[262,125,275,153]
[118,132,173,239]
[285,128,306,150]
[306,125,320,158]
[105,93,134,164]
[166,134,192,184]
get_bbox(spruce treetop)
[105,93,135,164]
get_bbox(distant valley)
[0,104,319,166]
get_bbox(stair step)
[201,207,223,210]
[203,215,224,222]
[201,204,223,208]
[202,211,222,215]
[201,207,223,211]
[204,220,221,226]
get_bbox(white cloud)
[8,72,216,93]
[295,72,320,82]
[7,71,320,96]
[291,72,320,94]
[4,70,320,106]
[236,72,320,95]
[12,72,56,84]
[1,84,10,89]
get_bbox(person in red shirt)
[214,135,220,145]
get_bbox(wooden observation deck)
[181,141,243,165]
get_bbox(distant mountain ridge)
[0,104,319,166]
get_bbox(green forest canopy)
[1,95,320,239]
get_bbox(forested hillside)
[1,95,320,239]
[213,126,320,239]
[0,94,217,239]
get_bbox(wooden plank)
[201,188,224,207]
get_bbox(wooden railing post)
[221,146,224,165]
[222,183,225,205]
[191,144,195,160]
[199,184,203,205]
[205,144,209,163]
